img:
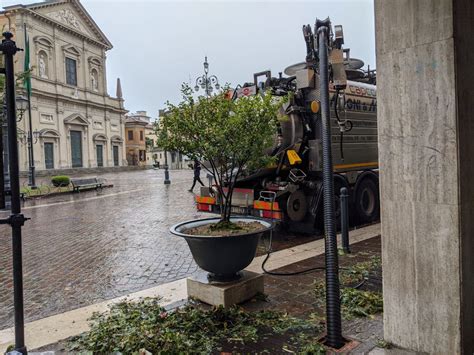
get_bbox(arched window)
[38,50,48,79]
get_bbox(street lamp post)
[20,95,36,189]
[15,94,37,189]
[194,56,220,97]
[16,94,38,189]
[1,101,10,210]
[0,31,29,354]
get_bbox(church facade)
[0,0,127,172]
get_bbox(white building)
[149,110,189,169]
[0,0,127,172]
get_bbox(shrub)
[51,175,70,187]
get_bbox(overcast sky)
[3,0,375,118]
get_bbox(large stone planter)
[171,216,273,282]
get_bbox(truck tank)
[196,33,378,234]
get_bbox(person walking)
[189,159,204,192]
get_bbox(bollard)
[340,187,350,254]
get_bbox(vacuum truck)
[195,23,378,233]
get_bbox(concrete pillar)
[375,0,473,353]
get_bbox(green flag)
[23,24,31,96]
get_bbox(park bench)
[71,177,103,192]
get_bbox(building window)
[140,131,144,141]
[44,142,54,169]
[128,130,133,140]
[96,144,104,167]
[65,57,77,86]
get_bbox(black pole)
[317,21,343,349]
[24,24,36,189]
[2,107,11,210]
[26,98,36,188]
[340,187,350,254]
[163,149,170,184]
[1,31,28,354]
[0,104,5,210]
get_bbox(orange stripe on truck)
[253,200,280,211]
[196,196,216,204]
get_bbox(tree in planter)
[157,84,284,228]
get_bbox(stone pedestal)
[187,271,264,307]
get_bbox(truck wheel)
[355,178,379,223]
[287,190,307,222]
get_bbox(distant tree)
[145,136,154,149]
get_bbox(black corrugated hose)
[317,24,344,349]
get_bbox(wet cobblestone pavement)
[0,169,206,329]
[0,169,321,329]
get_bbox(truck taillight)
[197,203,213,212]
[258,210,283,220]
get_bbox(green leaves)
[313,256,383,320]
[156,84,285,222]
[68,298,324,353]
[339,288,383,320]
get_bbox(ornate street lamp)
[194,56,220,97]
[15,95,28,121]
[18,128,39,145]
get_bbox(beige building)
[0,0,127,172]
[144,114,158,167]
[124,111,153,166]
